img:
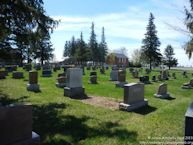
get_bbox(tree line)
[0,0,58,65]
[63,22,108,65]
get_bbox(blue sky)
[44,0,193,66]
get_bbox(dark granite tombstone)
[184,102,193,144]
[139,76,150,84]
[119,83,148,111]
[0,104,40,145]
[34,64,41,71]
[152,76,156,82]
[42,70,52,77]
[24,64,32,71]
[0,71,7,79]
[89,71,97,84]
[5,66,13,72]
[12,72,24,79]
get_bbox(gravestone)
[152,76,156,82]
[154,83,171,98]
[161,70,169,80]
[27,71,40,92]
[0,104,40,145]
[182,71,188,78]
[110,70,118,81]
[34,63,41,70]
[184,102,193,144]
[157,74,162,81]
[0,70,7,79]
[172,72,176,79]
[89,71,97,84]
[116,70,127,87]
[12,71,24,79]
[42,70,52,77]
[12,65,17,71]
[119,83,148,111]
[5,65,13,72]
[64,68,85,98]
[132,69,138,78]
[24,64,32,71]
[139,76,150,84]
[182,79,193,89]
[56,76,66,88]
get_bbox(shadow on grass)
[133,105,157,115]
[33,103,138,145]
[0,92,29,106]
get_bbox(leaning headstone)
[0,104,40,145]
[64,68,85,98]
[0,70,7,79]
[27,71,40,92]
[116,70,127,87]
[119,83,148,111]
[182,79,193,89]
[89,71,97,84]
[12,71,24,79]
[56,76,66,88]
[110,70,118,81]
[184,102,193,144]
[154,83,171,99]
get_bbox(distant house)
[106,53,129,66]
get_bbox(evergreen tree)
[163,45,178,69]
[141,13,162,69]
[89,22,99,62]
[76,32,90,64]
[0,0,58,65]
[184,0,193,59]
[99,27,108,63]
[63,41,71,57]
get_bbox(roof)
[112,53,128,59]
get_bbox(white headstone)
[66,68,82,88]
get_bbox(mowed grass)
[0,67,193,145]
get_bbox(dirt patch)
[81,96,121,110]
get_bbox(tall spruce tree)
[163,45,178,69]
[141,13,161,69]
[184,0,193,59]
[99,27,108,63]
[89,22,99,62]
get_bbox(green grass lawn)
[0,67,193,145]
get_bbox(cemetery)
[0,66,193,144]
[1,0,193,144]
